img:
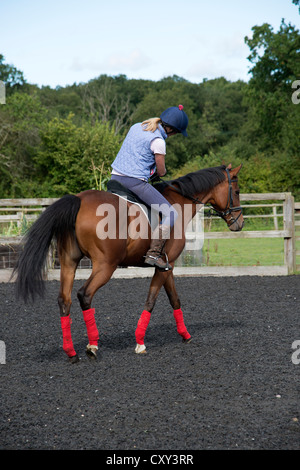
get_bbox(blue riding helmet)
[160,105,188,137]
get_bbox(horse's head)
[210,163,244,231]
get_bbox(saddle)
[106,179,156,227]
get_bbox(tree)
[35,114,122,195]
[292,0,300,13]
[0,91,47,197]
[0,54,26,93]
[245,20,300,93]
[79,75,132,134]
[244,20,300,151]
[197,78,248,150]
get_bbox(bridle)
[158,168,243,227]
[209,168,243,227]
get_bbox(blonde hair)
[141,117,162,132]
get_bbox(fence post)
[283,193,295,274]
[272,205,278,230]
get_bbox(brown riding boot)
[144,225,172,271]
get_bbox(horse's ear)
[226,163,232,170]
[231,163,243,176]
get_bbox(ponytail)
[141,117,162,132]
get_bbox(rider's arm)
[151,138,166,177]
[155,154,167,177]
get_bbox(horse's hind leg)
[58,251,82,363]
[77,262,116,360]
[163,272,191,343]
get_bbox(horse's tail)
[13,194,81,303]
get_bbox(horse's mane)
[155,165,227,197]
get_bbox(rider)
[110,105,189,270]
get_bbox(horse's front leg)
[135,268,171,354]
[163,272,192,343]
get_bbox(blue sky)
[1,0,299,88]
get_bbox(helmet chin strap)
[162,123,178,136]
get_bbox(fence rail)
[0,193,298,279]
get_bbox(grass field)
[201,237,284,266]
[177,214,292,268]
[177,237,285,267]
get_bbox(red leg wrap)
[135,310,151,345]
[82,308,99,346]
[60,316,77,358]
[173,308,191,340]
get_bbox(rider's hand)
[149,171,162,183]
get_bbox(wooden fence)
[0,193,298,280]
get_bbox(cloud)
[186,60,249,83]
[70,49,153,74]
[107,49,152,71]
[216,32,247,59]
[185,32,250,82]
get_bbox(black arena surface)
[0,276,299,450]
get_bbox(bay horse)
[13,163,243,362]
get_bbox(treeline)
[0,19,299,199]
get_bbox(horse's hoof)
[86,344,98,360]
[182,336,192,344]
[135,343,147,354]
[69,354,79,364]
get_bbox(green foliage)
[35,114,122,195]
[0,54,26,93]
[245,21,300,91]
[0,91,47,197]
[292,0,300,9]
[244,20,300,152]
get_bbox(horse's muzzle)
[228,213,244,232]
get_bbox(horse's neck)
[164,184,212,204]
[186,190,213,226]
[164,187,214,227]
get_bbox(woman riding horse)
[13,160,243,362]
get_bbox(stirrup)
[144,252,172,271]
[162,252,172,271]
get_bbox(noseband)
[159,168,243,227]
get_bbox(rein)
[158,168,243,227]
